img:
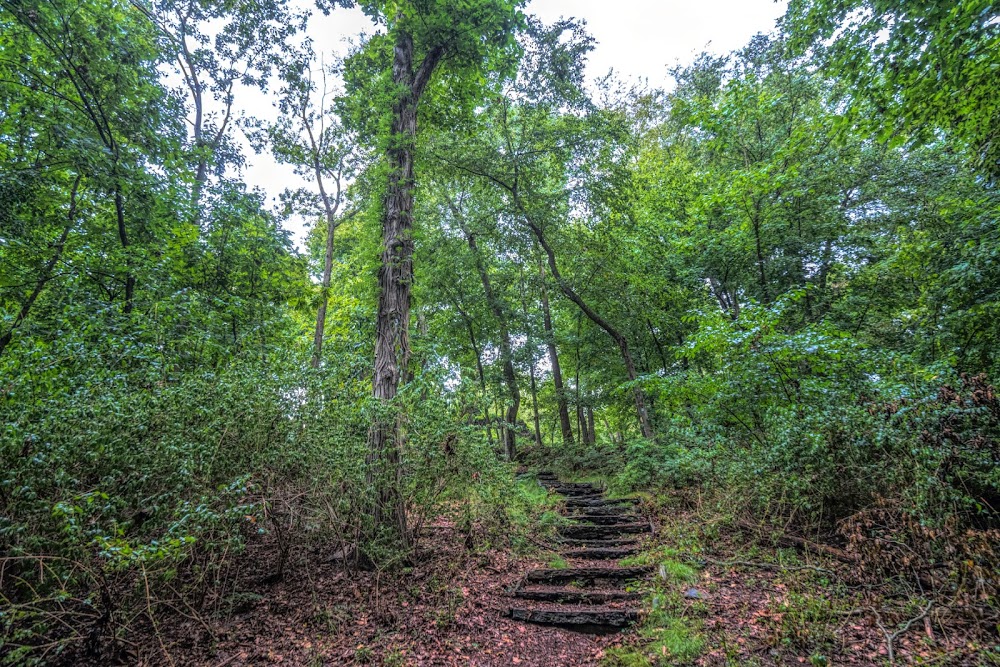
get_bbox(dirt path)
[140,475,645,666]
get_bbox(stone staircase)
[505,472,651,634]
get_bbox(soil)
[132,518,631,665]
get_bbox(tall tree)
[539,256,575,446]
[0,0,179,316]
[444,93,658,439]
[338,0,523,551]
[443,189,520,460]
[259,46,361,368]
[131,0,304,216]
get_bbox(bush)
[0,328,518,663]
[611,298,999,594]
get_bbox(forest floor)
[136,489,996,666]
[136,510,625,666]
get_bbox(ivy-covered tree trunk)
[367,27,444,549]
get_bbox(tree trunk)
[520,269,543,447]
[114,181,134,314]
[368,32,418,550]
[461,225,519,461]
[645,318,670,373]
[539,255,575,446]
[579,403,591,448]
[528,356,542,446]
[309,162,346,368]
[575,313,583,444]
[455,300,494,447]
[749,196,770,304]
[311,210,336,368]
[300,78,352,369]
[367,28,444,551]
[586,407,596,446]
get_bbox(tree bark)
[539,256,575,446]
[367,28,444,550]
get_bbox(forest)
[1,0,998,665]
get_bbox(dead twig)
[872,600,933,666]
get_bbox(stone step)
[559,523,650,540]
[564,497,639,508]
[525,565,652,585]
[570,514,640,525]
[506,607,640,633]
[512,588,640,604]
[548,487,603,497]
[562,546,639,559]
[542,481,599,490]
[564,504,630,515]
[557,537,640,548]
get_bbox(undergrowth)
[603,551,704,667]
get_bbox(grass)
[507,479,566,552]
[620,545,683,568]
[602,554,707,667]
[657,560,698,584]
[510,479,556,520]
[546,554,568,569]
[602,611,704,666]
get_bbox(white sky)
[239,0,788,246]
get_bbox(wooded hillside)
[1,1,998,664]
